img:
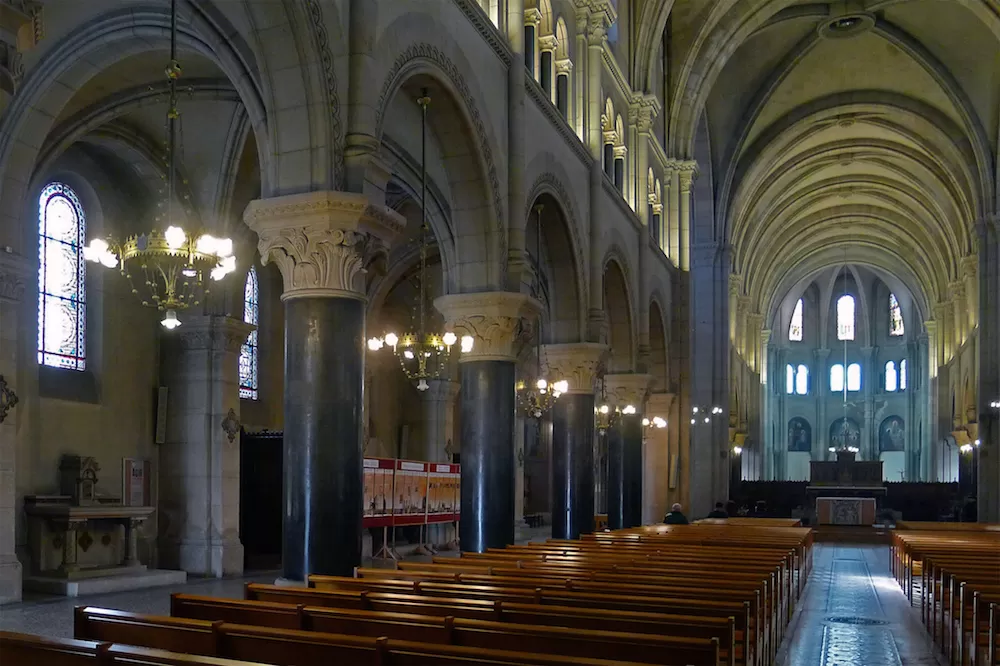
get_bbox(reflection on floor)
[0,525,552,639]
[777,544,945,666]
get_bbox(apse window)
[900,359,907,391]
[788,298,803,342]
[837,294,855,341]
[795,364,809,395]
[889,293,904,336]
[37,182,87,370]
[786,364,794,395]
[239,266,259,400]
[847,363,862,392]
[885,361,897,392]
[830,364,845,393]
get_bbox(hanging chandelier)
[642,416,667,429]
[595,376,635,435]
[367,88,466,391]
[515,204,567,418]
[82,0,235,329]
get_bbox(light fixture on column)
[990,400,1000,410]
[367,89,462,391]
[642,416,667,429]
[732,445,743,456]
[514,204,567,418]
[960,439,981,454]
[595,375,621,435]
[82,0,236,329]
[690,405,723,425]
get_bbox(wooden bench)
[73,606,655,666]
[169,593,722,666]
[0,630,268,666]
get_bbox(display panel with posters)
[393,460,427,525]
[361,458,460,529]
[363,458,395,527]
[426,462,459,522]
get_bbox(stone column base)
[177,538,244,578]
[0,554,23,604]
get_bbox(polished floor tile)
[777,545,945,666]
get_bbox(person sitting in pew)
[663,503,689,524]
[706,502,728,519]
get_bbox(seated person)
[663,503,689,524]
[706,502,728,519]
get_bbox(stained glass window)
[789,299,803,342]
[885,361,897,392]
[786,364,794,394]
[239,266,259,400]
[837,295,855,341]
[830,364,845,393]
[795,364,809,395]
[900,359,907,391]
[889,293,904,336]
[847,363,862,391]
[37,183,87,370]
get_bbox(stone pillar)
[506,0,528,290]
[666,164,681,264]
[0,250,27,603]
[159,315,253,577]
[544,343,607,539]
[861,346,876,460]
[604,374,653,527]
[244,191,402,580]
[977,217,1000,522]
[344,0,380,194]
[435,292,540,552]
[419,379,460,462]
[677,163,697,271]
[814,348,830,460]
[644,392,673,525]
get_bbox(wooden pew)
[169,593,722,666]
[73,606,657,666]
[245,583,751,666]
[0,631,268,666]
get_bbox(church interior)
[0,0,998,664]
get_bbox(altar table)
[816,497,877,526]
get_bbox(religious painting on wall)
[879,416,905,452]
[787,418,812,452]
[829,417,861,449]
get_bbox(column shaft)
[551,393,596,539]
[283,298,364,579]
[606,424,625,530]
[622,413,643,527]
[459,361,516,551]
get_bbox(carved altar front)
[807,450,885,523]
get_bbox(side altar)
[22,456,186,596]
[808,450,885,526]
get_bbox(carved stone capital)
[949,281,966,300]
[538,34,558,51]
[603,373,654,408]
[435,292,542,363]
[0,248,29,302]
[934,302,951,321]
[627,94,661,134]
[577,0,615,45]
[960,254,978,279]
[746,312,764,329]
[542,343,608,394]
[676,161,699,192]
[728,273,742,296]
[176,316,254,353]
[243,191,404,301]
[646,391,675,416]
[524,7,542,26]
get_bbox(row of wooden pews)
[1,521,812,666]
[891,522,1000,666]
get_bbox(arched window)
[613,115,625,193]
[830,364,845,393]
[837,294,855,341]
[795,364,809,395]
[889,293,904,336]
[38,182,87,370]
[786,364,794,395]
[789,298,803,342]
[554,18,571,118]
[239,266,259,400]
[885,361,897,392]
[847,363,862,391]
[900,359,907,391]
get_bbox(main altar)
[808,450,884,525]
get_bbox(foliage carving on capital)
[542,343,608,394]
[960,254,978,279]
[603,373,654,408]
[676,161,698,192]
[244,191,403,300]
[435,292,542,362]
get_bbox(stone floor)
[776,544,945,666]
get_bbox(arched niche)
[603,258,634,373]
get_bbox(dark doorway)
[240,429,283,571]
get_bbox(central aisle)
[777,544,944,666]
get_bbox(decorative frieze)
[434,292,541,363]
[542,343,608,394]
[244,191,403,300]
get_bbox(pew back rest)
[75,607,221,657]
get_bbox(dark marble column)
[606,424,625,530]
[283,297,364,578]
[436,292,541,553]
[622,412,644,528]
[459,361,516,552]
[544,343,606,539]
[245,191,403,582]
[551,393,596,539]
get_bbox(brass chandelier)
[83,0,236,329]
[515,205,566,418]
[595,376,635,435]
[367,89,466,391]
